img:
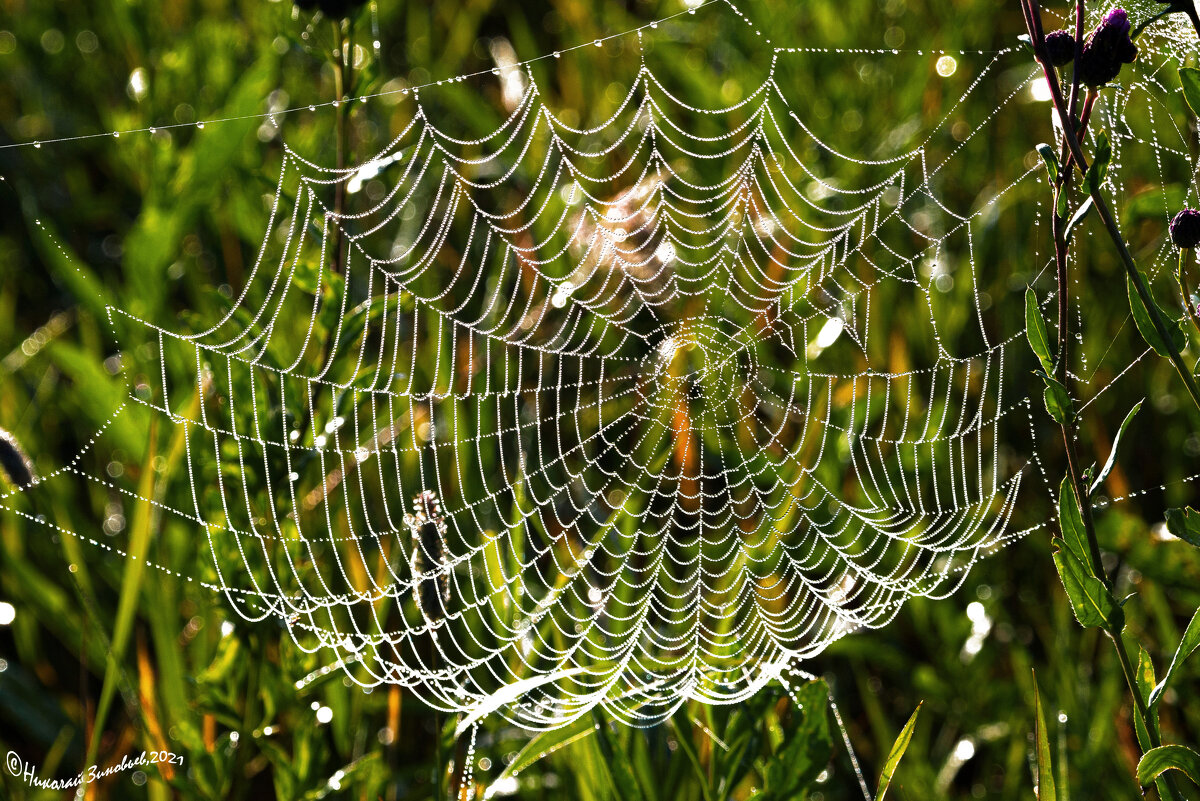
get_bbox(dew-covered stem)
[1023,0,1200,413]
[1178,250,1200,334]
[1023,4,1189,798]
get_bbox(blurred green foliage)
[1,0,1200,799]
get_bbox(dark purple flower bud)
[1171,209,1200,249]
[1044,30,1076,67]
[1076,8,1138,87]
[294,0,367,19]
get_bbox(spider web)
[10,0,1196,734]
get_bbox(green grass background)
[1,0,1200,798]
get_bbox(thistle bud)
[1076,9,1138,87]
[1044,30,1076,67]
[1170,209,1200,249]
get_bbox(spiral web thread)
[4,1,1199,736]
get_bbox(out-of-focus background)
[1,0,1199,798]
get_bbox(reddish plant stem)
[1179,250,1200,333]
[1022,4,1190,799]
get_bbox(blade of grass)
[1033,672,1057,801]
[83,419,156,771]
[876,702,921,801]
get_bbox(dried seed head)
[0,428,35,489]
[404,490,450,625]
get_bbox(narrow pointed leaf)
[1033,674,1058,801]
[593,710,645,801]
[1127,271,1186,358]
[488,714,595,791]
[1064,197,1094,243]
[1149,607,1200,708]
[1090,400,1142,495]
[1057,477,1090,570]
[875,702,921,801]
[1025,288,1055,375]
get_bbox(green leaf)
[1057,477,1090,569]
[1137,744,1200,787]
[1025,288,1055,375]
[1064,197,1094,243]
[669,712,715,801]
[490,714,596,789]
[1038,372,1073,424]
[196,633,243,685]
[1181,67,1200,117]
[875,702,921,801]
[762,680,834,799]
[593,711,645,801]
[1033,673,1058,801]
[1085,132,1112,195]
[1133,647,1162,752]
[716,696,770,799]
[1052,539,1120,629]
[1037,143,1060,184]
[1090,400,1142,495]
[1136,647,1157,706]
[1127,270,1187,358]
[1055,187,1068,219]
[1149,607,1200,708]
[1165,507,1200,547]
[85,425,158,770]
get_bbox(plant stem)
[294,16,356,445]
[331,18,350,276]
[1061,91,1095,176]
[449,730,470,800]
[1024,0,1200,414]
[1049,106,1105,579]
[1023,4,1188,799]
[1179,250,1200,334]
